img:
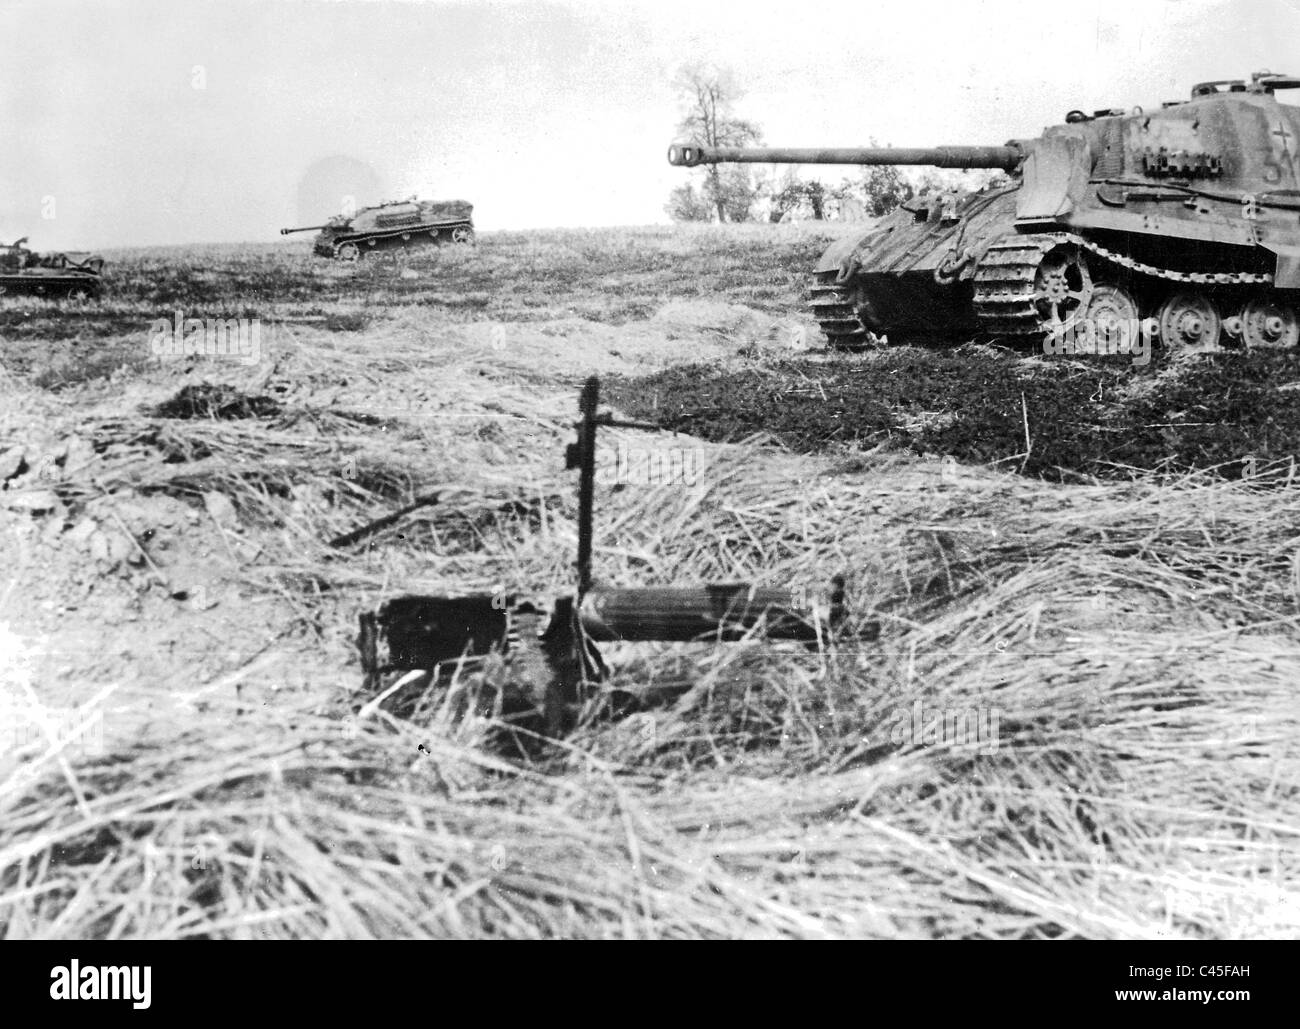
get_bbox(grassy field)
[1,224,1297,939]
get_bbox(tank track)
[973,230,1275,339]
[1075,235,1272,287]
[808,269,870,349]
[809,230,1282,350]
[0,273,103,299]
[972,233,1070,337]
[325,220,475,259]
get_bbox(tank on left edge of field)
[0,237,105,299]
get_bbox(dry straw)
[4,423,1298,938]
[3,258,1298,937]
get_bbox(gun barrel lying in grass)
[355,376,854,735]
[578,584,831,641]
[359,580,844,735]
[361,583,840,671]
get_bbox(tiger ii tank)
[668,71,1300,357]
[281,198,475,260]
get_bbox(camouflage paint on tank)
[669,72,1300,355]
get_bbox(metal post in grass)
[568,375,600,599]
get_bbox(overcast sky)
[2,0,1299,249]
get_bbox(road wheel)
[1032,242,1092,344]
[1157,291,1222,355]
[1240,296,1299,349]
[1082,284,1140,356]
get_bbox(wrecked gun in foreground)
[356,376,850,736]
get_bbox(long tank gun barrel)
[667,143,1024,172]
[279,225,329,235]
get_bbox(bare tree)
[672,63,763,222]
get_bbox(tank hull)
[809,187,1018,346]
[312,217,475,259]
[813,167,1296,352]
[0,246,104,299]
[0,270,103,298]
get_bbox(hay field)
[1,224,1297,939]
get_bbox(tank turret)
[668,71,1300,357]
